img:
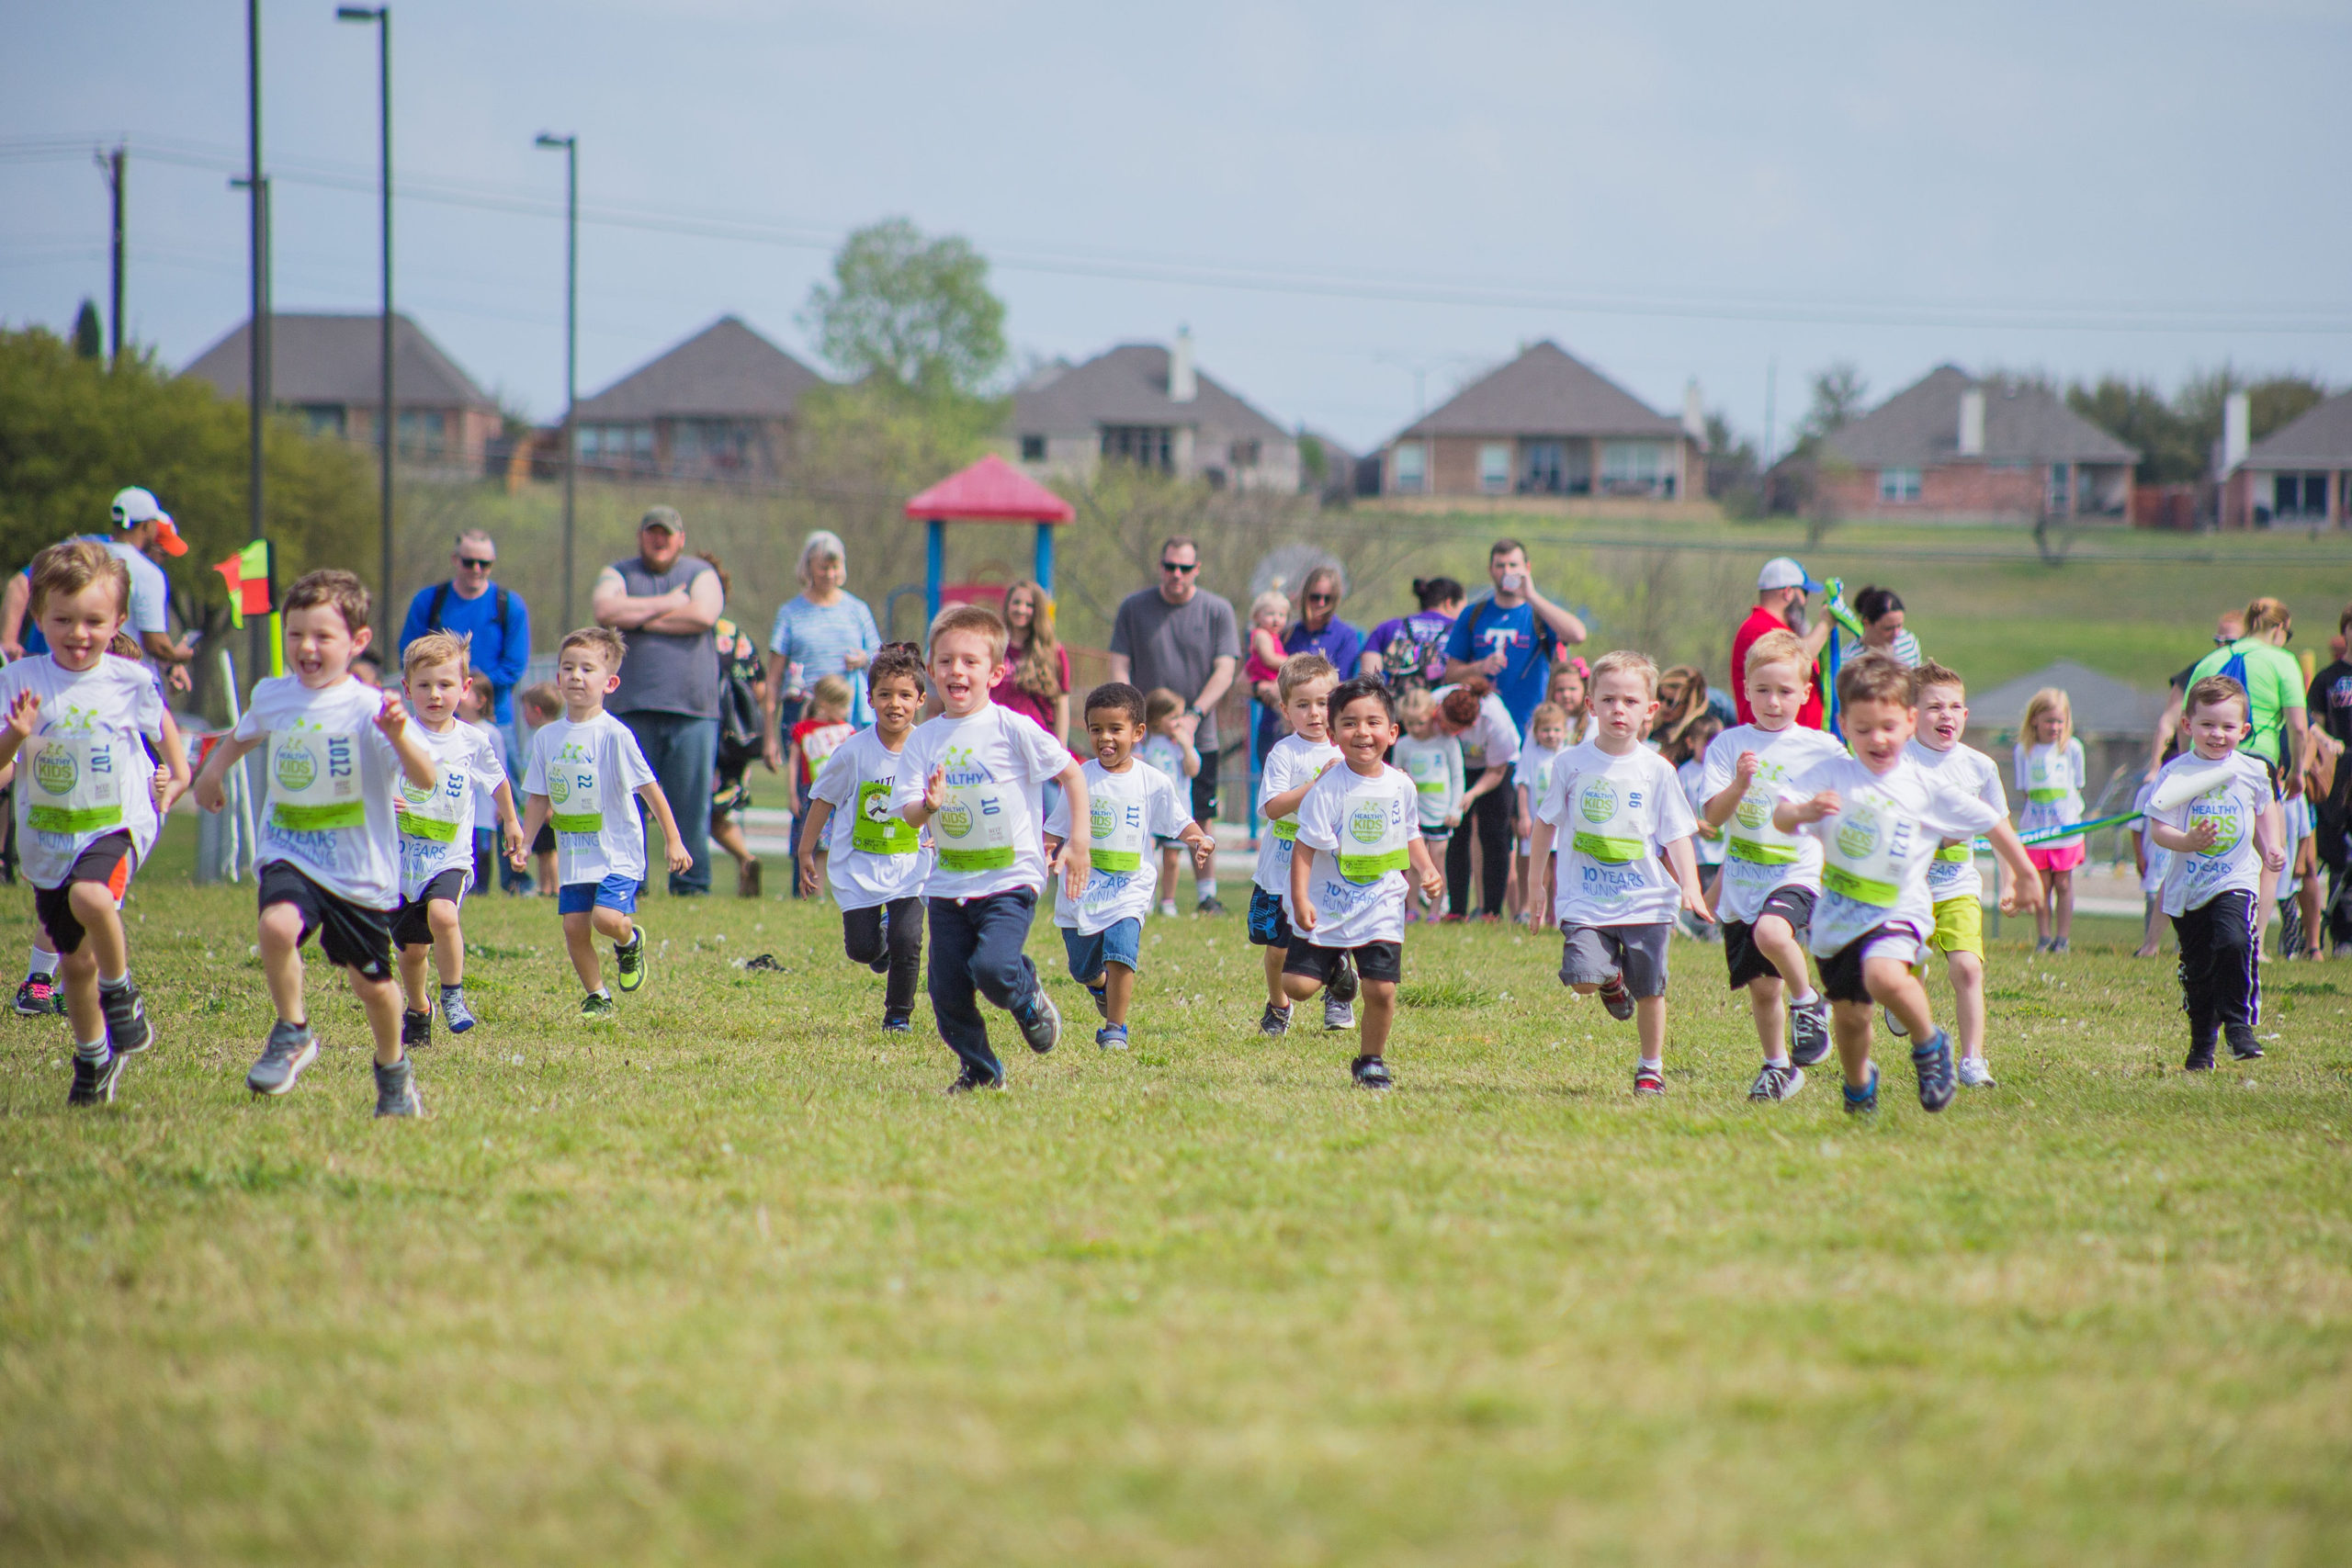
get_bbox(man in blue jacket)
[398,528,533,739]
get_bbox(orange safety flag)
[212,540,273,627]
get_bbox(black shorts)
[1283,939,1404,986]
[32,831,135,955]
[259,862,394,981]
[532,820,556,854]
[391,866,469,950]
[1191,750,1219,825]
[1818,923,1927,1006]
[1722,885,1818,989]
[1247,886,1294,948]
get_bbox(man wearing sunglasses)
[1109,536,1240,914]
[399,529,534,741]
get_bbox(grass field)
[6,825,2352,1565]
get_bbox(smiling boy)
[1250,652,1343,1035]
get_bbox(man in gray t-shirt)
[1108,535,1239,912]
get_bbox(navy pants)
[616,710,717,897]
[926,889,1044,1082]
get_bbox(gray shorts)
[1559,922,1671,998]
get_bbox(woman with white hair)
[763,529,882,768]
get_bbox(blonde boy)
[1529,651,1711,1097]
[515,627,695,1017]
[1249,652,1343,1035]
[193,570,441,1116]
[1900,660,2010,1086]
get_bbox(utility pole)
[95,146,125,362]
[338,6,393,639]
[537,132,578,630]
[247,0,270,685]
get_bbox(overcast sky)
[6,1,2349,453]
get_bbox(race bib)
[935,778,1015,872]
[268,729,366,833]
[1084,792,1148,874]
[1337,786,1408,883]
[1725,775,1802,867]
[1820,792,1912,908]
[1403,749,1449,795]
[26,733,124,835]
[398,767,468,842]
[548,761,603,835]
[2026,755,2069,805]
[850,779,919,855]
[1568,773,1647,864]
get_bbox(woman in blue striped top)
[1854,584,1922,669]
[763,529,881,767]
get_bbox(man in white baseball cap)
[1731,556,1832,728]
[105,487,196,692]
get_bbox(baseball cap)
[639,505,684,534]
[1757,557,1820,592]
[111,486,188,556]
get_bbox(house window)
[397,408,445,458]
[2047,462,2071,514]
[1878,467,1922,502]
[1518,441,1564,494]
[300,404,345,438]
[1101,425,1172,471]
[1600,441,1666,493]
[580,423,653,468]
[2275,473,2328,520]
[1228,438,1261,468]
[673,419,752,471]
[1019,434,1046,462]
[1393,442,1426,494]
[1478,443,1511,493]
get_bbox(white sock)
[1763,1053,1791,1068]
[75,1037,107,1062]
[99,969,129,991]
[1787,987,1817,1007]
[1639,1056,1662,1073]
[1197,878,1218,902]
[28,947,57,979]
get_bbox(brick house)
[1377,340,1705,502]
[1012,332,1299,492]
[183,312,501,469]
[1812,366,2138,524]
[2222,388,2351,529]
[571,316,827,481]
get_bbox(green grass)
[5,828,2352,1564]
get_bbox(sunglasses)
[1305,592,1335,605]
[457,557,495,570]
[1159,560,1198,574]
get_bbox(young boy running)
[0,542,189,1104]
[892,604,1091,1093]
[1773,655,2039,1116]
[1701,629,1848,1102]
[516,628,695,1018]
[797,643,933,1032]
[2146,675,2286,1069]
[1286,675,1444,1090]
[1898,660,2011,1087]
[391,632,523,1046]
[193,570,443,1116]
[1044,682,1216,1049]
[1249,652,1343,1035]
[1528,651,1711,1097]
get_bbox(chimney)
[1958,385,1985,457]
[2222,389,2251,471]
[1682,378,1706,444]
[1170,325,1196,404]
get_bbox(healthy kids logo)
[1735,789,1770,830]
[400,777,435,807]
[1090,799,1116,840]
[1836,802,1882,863]
[1347,800,1389,845]
[1578,779,1619,826]
[274,739,318,793]
[2188,792,2243,856]
[33,741,77,796]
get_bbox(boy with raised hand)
[1248,652,1342,1036]
[893,604,1091,1094]
[193,570,443,1117]
[1701,628,1848,1103]
[516,628,695,1019]
[390,632,523,1047]
[797,642,933,1032]
[1528,651,1712,1098]
[1897,660,2011,1087]
[1773,655,2039,1117]
[1044,682,1216,1050]
[1286,675,1444,1091]
[0,542,189,1105]
[2147,674,2287,1070]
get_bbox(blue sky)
[5,0,2349,453]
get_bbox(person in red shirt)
[1731,558,1833,729]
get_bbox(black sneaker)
[1911,1028,1958,1113]
[1018,992,1062,1055]
[1259,1001,1292,1037]
[1598,972,1634,1021]
[1789,997,1833,1066]
[16,976,58,1018]
[946,1066,1002,1094]
[1329,952,1360,1007]
[1843,1065,1880,1115]
[615,927,648,992]
[401,1008,432,1049]
[881,1011,913,1033]
[67,1048,126,1106]
[98,979,153,1057]
[374,1057,422,1118]
[1351,1054,1392,1090]
[2226,1025,2264,1062]
[2185,1033,2217,1072]
[1194,895,1227,917]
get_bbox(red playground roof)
[903,454,1075,525]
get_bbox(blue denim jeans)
[616,710,718,897]
[926,889,1045,1082]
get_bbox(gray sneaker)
[1956,1055,1996,1088]
[1258,1001,1292,1037]
[98,979,153,1056]
[247,1021,319,1097]
[1912,1028,1958,1112]
[1324,992,1355,1031]
[1789,997,1833,1067]
[1747,1061,1805,1101]
[1329,952,1359,1007]
[441,986,477,1034]
[374,1057,422,1118]
[1019,992,1062,1055]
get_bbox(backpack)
[1380,613,1451,695]
[2213,641,2280,757]
[424,580,512,641]
[713,619,766,772]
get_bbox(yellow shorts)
[1927,894,1983,960]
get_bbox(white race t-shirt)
[1432,684,1521,772]
[1534,739,1695,929]
[889,704,1070,902]
[1515,741,1561,830]
[2151,750,2274,916]
[394,720,507,899]
[2132,776,2172,897]
[1291,761,1419,949]
[1701,723,1848,923]
[1679,758,1724,867]
[2014,739,2088,847]
[1044,759,1193,934]
[1907,738,2007,906]
[0,654,164,889]
[807,725,932,910]
[1393,731,1464,830]
[524,711,657,887]
[1135,733,1193,787]
[1253,732,1343,897]
[234,673,404,908]
[1783,753,2007,958]
[102,540,170,638]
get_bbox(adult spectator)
[2310,602,2352,955]
[1108,535,1239,914]
[1730,558,1831,728]
[701,552,769,899]
[398,527,531,739]
[993,579,1070,746]
[763,529,880,754]
[1851,584,1921,667]
[4,489,199,689]
[1432,678,1521,919]
[1442,540,1587,735]
[592,505,724,897]
[2187,598,2310,786]
[1363,576,1464,692]
[2150,611,2245,769]
[1254,565,1366,764]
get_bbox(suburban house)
[1812,366,2139,524]
[1011,333,1299,492]
[182,312,501,468]
[2221,387,2350,529]
[571,315,828,482]
[1376,341,1706,504]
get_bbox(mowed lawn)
[5,829,2352,1565]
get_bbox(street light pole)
[246,0,269,686]
[338,5,393,640]
[536,132,577,631]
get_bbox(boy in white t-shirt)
[1773,655,2039,1117]
[2147,675,2286,1070]
[1529,651,1712,1097]
[1045,682,1216,1049]
[892,604,1091,1093]
[797,644,933,1032]
[0,542,189,1105]
[391,632,521,1048]
[517,628,695,1018]
[193,570,444,1117]
[1248,653,1342,1035]
[1895,661,2013,1087]
[1286,676,1444,1090]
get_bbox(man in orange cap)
[104,486,196,694]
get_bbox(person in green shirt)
[2187,597,2310,780]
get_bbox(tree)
[1799,362,1869,442]
[72,300,102,361]
[801,219,1008,406]
[1702,411,1763,517]
[2067,377,2199,484]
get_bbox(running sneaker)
[1634,1063,1666,1097]
[1019,992,1062,1055]
[1597,972,1634,1021]
[881,1011,913,1033]
[98,979,152,1057]
[1324,992,1355,1031]
[67,1047,125,1106]
[1788,997,1833,1066]
[614,927,648,993]
[246,1022,319,1096]
[1843,1064,1881,1115]
[580,991,616,1020]
[1882,1003,1908,1040]
[946,1066,1002,1094]
[1747,1061,1806,1102]
[1088,984,1109,1020]
[2049,939,2071,956]
[2184,1041,2216,1071]
[1195,896,1227,917]
[1912,1028,1958,1113]
[1259,1001,1292,1037]
[1351,1054,1392,1090]
[373,1058,422,1118]
[2034,938,2053,953]
[1096,1023,1129,1051]
[1329,952,1360,1008]
[401,1008,432,1049]
[1956,1055,1997,1089]
[2226,1024,2264,1062]
[441,987,477,1034]
[15,976,58,1018]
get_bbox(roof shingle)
[574,316,827,423]
[182,312,492,410]
[1396,341,1682,441]
[1013,344,1286,441]
[1825,365,2138,468]
[2241,388,2352,468]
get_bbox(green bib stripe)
[1934,842,1972,863]
[1271,818,1299,840]
[1573,830,1647,865]
[551,810,604,835]
[1338,846,1408,883]
[938,844,1015,872]
[273,800,366,832]
[400,813,461,842]
[29,803,123,834]
[1822,863,1898,907]
[1726,838,1798,865]
[1091,848,1144,873]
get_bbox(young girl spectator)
[1546,659,1593,746]
[1676,710,1726,931]
[1244,588,1292,829]
[786,676,856,898]
[1513,702,1569,922]
[2015,687,2087,953]
[1393,687,1463,920]
[1137,687,1203,918]
[993,580,1071,750]
[1853,585,1922,668]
